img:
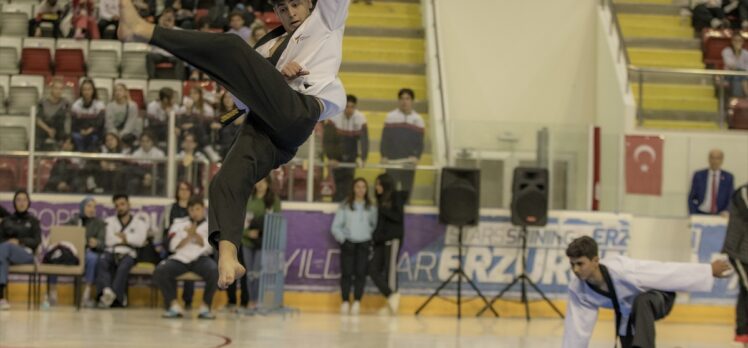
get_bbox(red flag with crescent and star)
[625,135,663,196]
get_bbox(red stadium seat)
[182,80,217,97]
[702,28,732,69]
[194,9,210,24]
[0,164,16,191]
[129,88,145,109]
[20,47,53,77]
[35,159,54,190]
[54,48,86,78]
[728,98,748,129]
[260,12,281,30]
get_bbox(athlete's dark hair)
[565,236,599,259]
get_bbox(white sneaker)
[340,301,350,315]
[350,301,360,315]
[100,288,116,308]
[0,299,10,310]
[387,293,400,315]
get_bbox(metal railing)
[628,65,748,128]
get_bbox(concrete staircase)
[615,0,722,130]
[342,0,434,204]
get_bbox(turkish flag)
[625,135,664,195]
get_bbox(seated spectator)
[36,78,71,150]
[47,197,106,307]
[132,132,166,163]
[689,149,735,215]
[719,0,748,30]
[177,132,208,186]
[101,132,123,154]
[154,197,217,319]
[28,0,63,37]
[171,0,196,29]
[693,0,730,33]
[215,91,242,159]
[131,132,166,195]
[97,194,149,308]
[133,0,156,19]
[98,0,120,39]
[43,136,80,193]
[249,25,268,46]
[177,87,213,147]
[723,34,748,97]
[71,0,100,39]
[146,8,185,80]
[160,181,195,307]
[106,83,142,140]
[97,132,127,193]
[227,11,251,42]
[0,190,41,311]
[146,87,179,140]
[71,79,106,152]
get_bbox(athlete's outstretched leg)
[118,0,318,147]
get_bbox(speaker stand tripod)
[477,225,564,320]
[415,225,499,318]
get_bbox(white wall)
[436,0,598,150]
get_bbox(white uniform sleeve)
[126,215,149,248]
[562,287,599,348]
[316,0,350,31]
[168,222,185,253]
[626,258,714,293]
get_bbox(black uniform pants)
[620,290,676,348]
[150,27,321,251]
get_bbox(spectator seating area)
[0,0,439,204]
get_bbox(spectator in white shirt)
[153,197,217,319]
[98,0,120,39]
[723,34,748,97]
[97,194,149,307]
[105,83,142,140]
[227,12,252,43]
[146,87,179,140]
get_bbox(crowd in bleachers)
[689,1,748,128]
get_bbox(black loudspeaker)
[439,167,480,226]
[511,167,549,226]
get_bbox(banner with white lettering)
[282,209,631,298]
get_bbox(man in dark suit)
[689,149,735,215]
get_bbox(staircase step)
[628,72,715,85]
[341,61,426,75]
[628,47,704,68]
[641,109,720,122]
[347,2,422,29]
[357,99,429,113]
[619,14,693,38]
[345,26,424,39]
[340,72,427,100]
[615,0,677,5]
[615,2,685,16]
[343,36,424,64]
[632,84,717,111]
[626,37,700,50]
[641,119,720,129]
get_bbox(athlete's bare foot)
[118,0,154,42]
[217,240,246,289]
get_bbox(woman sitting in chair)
[0,190,41,310]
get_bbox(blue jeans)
[96,252,136,304]
[71,132,100,152]
[730,76,748,98]
[48,249,100,285]
[0,242,34,285]
[243,247,262,303]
